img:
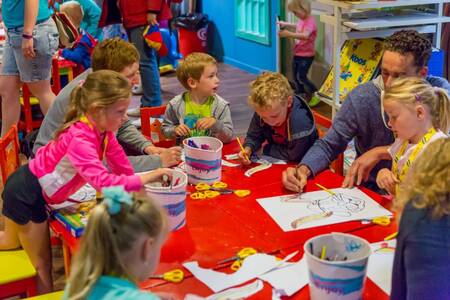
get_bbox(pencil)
[315,183,336,195]
[384,231,398,241]
[236,137,249,161]
[320,246,327,260]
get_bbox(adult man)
[282,30,450,192]
[34,38,181,171]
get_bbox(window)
[235,0,270,45]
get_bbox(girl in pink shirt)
[279,0,317,101]
[0,70,172,294]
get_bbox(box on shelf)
[52,200,96,238]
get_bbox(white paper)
[259,258,309,296]
[367,239,396,295]
[48,183,97,210]
[183,252,298,293]
[222,159,240,167]
[184,280,264,300]
[257,188,392,231]
[256,155,287,165]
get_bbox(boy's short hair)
[384,30,432,69]
[176,52,217,90]
[91,38,140,73]
[248,72,293,109]
[288,0,311,15]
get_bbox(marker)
[384,231,398,241]
[315,183,336,195]
[309,242,314,255]
[320,246,327,260]
[236,137,249,161]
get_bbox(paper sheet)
[257,188,392,231]
[48,183,97,210]
[184,280,264,300]
[183,252,298,293]
[259,258,309,296]
[367,239,396,295]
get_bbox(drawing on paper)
[281,192,365,217]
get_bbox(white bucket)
[183,137,223,184]
[145,170,187,231]
[304,233,371,300]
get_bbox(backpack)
[52,10,79,48]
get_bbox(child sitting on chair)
[238,72,318,164]
[64,186,169,299]
[59,1,97,69]
[162,52,234,144]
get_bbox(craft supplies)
[384,231,398,241]
[184,137,223,184]
[362,216,391,226]
[190,181,251,200]
[244,162,272,177]
[218,247,258,271]
[315,183,336,195]
[291,211,333,229]
[149,269,184,283]
[236,137,249,161]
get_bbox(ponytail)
[54,85,85,139]
[433,88,450,133]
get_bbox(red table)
[50,140,395,299]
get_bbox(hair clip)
[414,93,421,102]
[434,86,440,96]
[102,186,132,215]
[78,79,85,87]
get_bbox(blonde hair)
[66,193,166,300]
[54,70,131,138]
[60,1,83,29]
[176,52,217,90]
[287,0,311,15]
[248,72,293,109]
[383,77,450,133]
[395,138,450,219]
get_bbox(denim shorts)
[0,18,59,82]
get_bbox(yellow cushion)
[0,250,36,284]
[19,96,40,106]
[25,291,64,300]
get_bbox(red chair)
[0,125,20,185]
[140,105,176,148]
[312,110,344,176]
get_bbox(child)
[59,1,97,69]
[64,186,168,299]
[238,72,318,164]
[278,0,318,105]
[376,77,449,195]
[162,52,234,144]
[391,138,450,299]
[0,70,173,293]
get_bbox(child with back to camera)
[0,70,172,294]
[64,186,169,300]
[375,77,449,195]
[162,52,234,144]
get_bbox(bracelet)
[22,33,33,39]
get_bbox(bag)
[52,11,79,48]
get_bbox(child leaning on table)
[161,52,234,144]
[63,186,169,300]
[0,70,172,294]
[238,72,318,164]
[391,138,450,300]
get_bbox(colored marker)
[384,231,398,241]
[315,183,336,195]
[320,246,327,260]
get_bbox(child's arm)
[161,101,186,138]
[104,132,137,175]
[117,120,153,154]
[208,101,234,143]
[376,168,399,195]
[279,29,311,40]
[277,21,297,29]
[243,113,266,156]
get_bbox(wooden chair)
[0,125,20,185]
[312,110,344,176]
[140,105,176,148]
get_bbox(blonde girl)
[376,76,449,194]
[278,0,318,103]
[64,186,168,300]
[0,70,172,293]
[391,138,450,299]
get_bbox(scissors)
[149,269,184,283]
[218,247,258,271]
[362,216,391,226]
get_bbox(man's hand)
[342,147,387,188]
[282,165,310,192]
[175,124,190,137]
[376,168,398,195]
[196,117,216,130]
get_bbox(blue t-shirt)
[2,0,51,29]
[63,276,160,300]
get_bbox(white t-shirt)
[388,130,448,171]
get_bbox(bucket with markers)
[304,232,371,300]
[145,169,188,231]
[183,136,223,184]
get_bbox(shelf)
[317,0,450,10]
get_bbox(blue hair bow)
[102,186,133,215]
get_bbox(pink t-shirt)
[294,16,317,57]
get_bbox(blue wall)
[201,1,280,74]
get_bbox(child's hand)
[196,117,216,130]
[376,168,399,195]
[140,168,173,185]
[175,124,191,137]
[159,146,182,168]
[278,30,291,38]
[238,147,252,165]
